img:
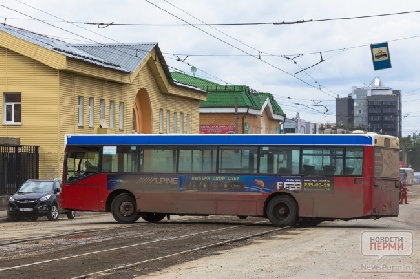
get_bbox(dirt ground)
[144,186,420,279]
[0,186,418,279]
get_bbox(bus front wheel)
[266,196,298,227]
[111,193,138,224]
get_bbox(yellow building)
[0,24,206,179]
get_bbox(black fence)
[0,145,39,195]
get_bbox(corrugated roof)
[72,43,156,73]
[171,72,219,90]
[0,24,156,73]
[171,71,284,115]
[202,90,258,108]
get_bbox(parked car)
[7,178,76,221]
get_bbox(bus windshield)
[66,147,100,181]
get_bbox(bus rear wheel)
[266,196,298,227]
[142,213,166,223]
[111,193,138,224]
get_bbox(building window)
[166,110,170,134]
[78,96,84,126]
[119,102,124,131]
[100,99,105,120]
[180,112,184,134]
[186,114,190,134]
[89,97,94,127]
[109,101,115,128]
[159,109,163,133]
[173,112,177,133]
[3,93,21,125]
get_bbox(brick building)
[171,72,285,134]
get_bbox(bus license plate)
[20,208,33,211]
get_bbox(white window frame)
[159,109,163,133]
[173,112,177,133]
[180,112,184,134]
[166,110,170,134]
[3,93,21,125]
[89,97,94,127]
[100,99,105,120]
[186,114,191,134]
[119,102,124,131]
[109,100,115,129]
[78,96,84,126]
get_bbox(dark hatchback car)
[7,179,76,221]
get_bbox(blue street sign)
[371,42,392,70]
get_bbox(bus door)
[64,148,100,211]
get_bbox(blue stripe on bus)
[65,134,374,146]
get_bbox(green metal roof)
[171,71,284,115]
[170,72,219,90]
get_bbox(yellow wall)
[1,45,204,179]
[133,63,201,134]
[0,47,61,179]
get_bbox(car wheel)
[47,203,59,221]
[67,211,76,219]
[142,213,166,223]
[111,193,138,224]
[266,195,298,227]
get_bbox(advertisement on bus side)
[107,175,333,193]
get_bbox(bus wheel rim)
[119,201,134,216]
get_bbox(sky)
[1,0,420,136]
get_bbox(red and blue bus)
[60,133,400,227]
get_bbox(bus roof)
[64,133,397,147]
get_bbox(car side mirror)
[54,188,61,194]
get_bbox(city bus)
[60,133,400,227]
[399,167,415,186]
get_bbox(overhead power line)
[144,0,337,99]
[73,9,420,27]
[5,8,420,27]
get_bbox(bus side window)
[345,147,363,176]
[178,148,217,173]
[259,146,299,175]
[142,148,176,173]
[219,146,257,174]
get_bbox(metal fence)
[0,145,39,195]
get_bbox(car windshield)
[18,181,54,193]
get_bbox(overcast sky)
[2,0,420,135]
